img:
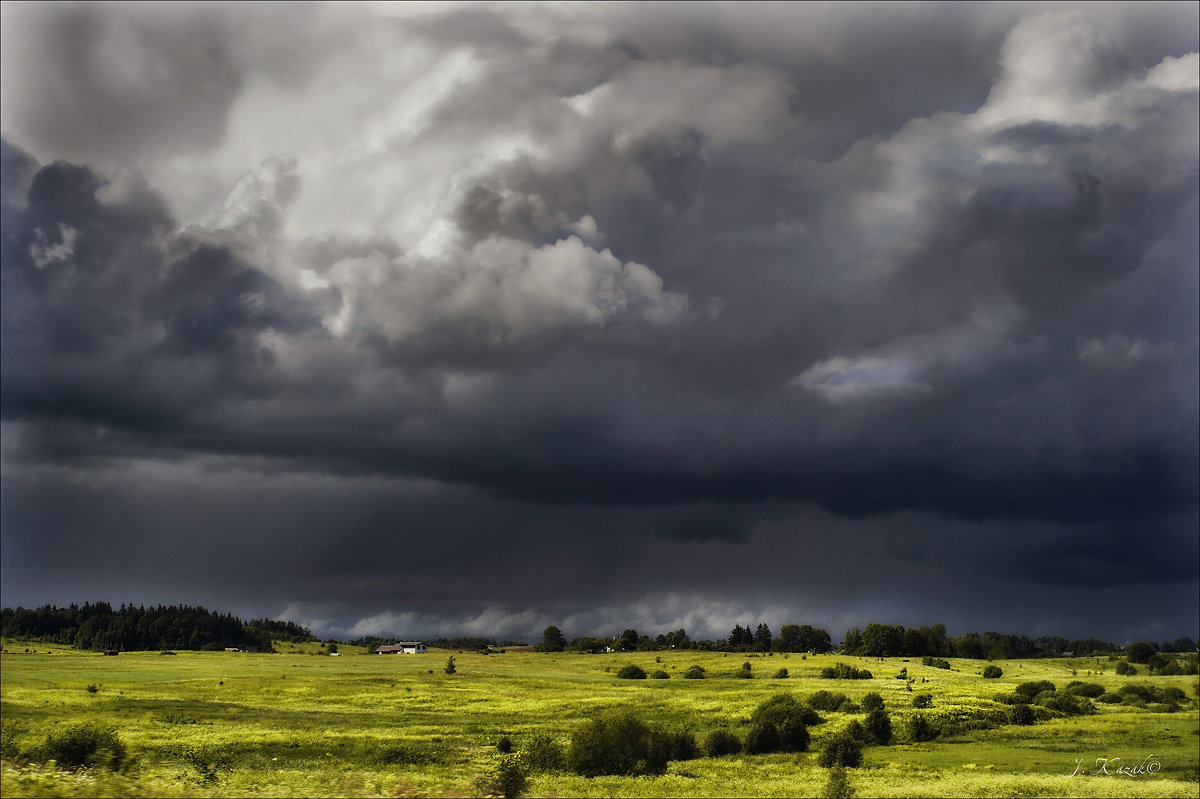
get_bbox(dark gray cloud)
[1,2,1196,644]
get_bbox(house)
[374,642,428,654]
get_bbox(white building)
[374,642,428,654]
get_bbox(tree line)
[0,603,315,653]
[538,621,1196,659]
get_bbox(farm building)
[374,642,428,654]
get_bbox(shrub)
[567,712,678,776]
[521,733,565,773]
[821,663,873,680]
[823,764,856,799]
[1115,661,1136,675]
[818,731,864,768]
[40,723,127,771]
[912,694,933,708]
[744,721,783,755]
[650,670,670,679]
[496,736,514,753]
[906,713,939,743]
[1034,692,1095,716]
[863,708,892,744]
[703,729,743,757]
[1064,681,1105,698]
[860,693,884,713]
[616,664,647,680]
[1014,680,1055,700]
[444,656,456,675]
[744,694,817,753]
[982,665,1002,679]
[922,657,951,670]
[478,755,528,799]
[1009,704,1036,725]
[808,690,852,711]
[734,662,753,679]
[684,665,706,680]
[773,668,789,679]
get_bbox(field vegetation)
[1,639,1197,797]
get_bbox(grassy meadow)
[1,639,1197,798]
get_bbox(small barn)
[374,642,428,654]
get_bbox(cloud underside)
[0,2,1196,639]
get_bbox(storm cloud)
[1,2,1196,644]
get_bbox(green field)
[2,641,1197,798]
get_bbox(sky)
[1,1,1197,646]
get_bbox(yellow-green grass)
[1,641,1197,797]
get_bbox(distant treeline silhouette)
[0,602,315,653]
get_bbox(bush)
[817,731,864,768]
[906,713,939,743]
[744,694,817,754]
[821,663,873,680]
[823,764,856,799]
[982,665,1002,679]
[40,723,127,771]
[808,690,852,711]
[1034,692,1095,716]
[863,708,892,744]
[1009,704,1036,725]
[684,665,706,679]
[744,721,783,755]
[734,662,753,679]
[861,692,884,713]
[616,664,647,680]
[922,657,951,670]
[521,733,566,773]
[1115,661,1136,675]
[703,729,743,757]
[478,755,528,799]
[912,694,933,708]
[566,712,683,777]
[650,669,670,679]
[1014,680,1055,700]
[773,668,789,679]
[496,736,514,753]
[1064,681,1106,698]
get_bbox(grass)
[1,641,1197,797]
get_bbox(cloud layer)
[2,2,1196,643]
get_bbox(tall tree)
[540,625,567,652]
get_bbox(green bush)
[744,694,816,753]
[922,657,951,670]
[478,755,528,799]
[982,665,1002,679]
[616,664,647,680]
[863,708,892,744]
[860,692,884,713]
[906,713,939,742]
[683,665,706,679]
[823,764,856,799]
[177,743,234,784]
[1063,681,1105,698]
[817,731,863,768]
[40,722,127,771]
[773,668,789,679]
[566,711,686,777]
[520,733,565,773]
[496,736,514,753]
[807,690,850,711]
[1014,680,1055,700]
[912,694,933,708]
[1115,661,1136,675]
[820,663,873,680]
[703,729,742,757]
[650,669,670,679]
[1010,704,1036,725]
